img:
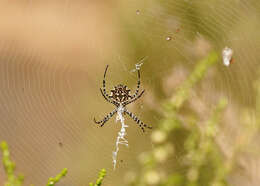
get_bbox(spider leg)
[94,109,117,127]
[130,69,141,99]
[100,65,119,106]
[100,88,119,106]
[102,65,111,98]
[123,89,145,106]
[124,109,152,132]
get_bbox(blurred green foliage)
[129,52,228,186]
[46,168,67,186]
[0,141,108,186]
[124,51,260,186]
[0,141,67,186]
[0,141,24,186]
[89,168,106,186]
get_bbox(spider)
[94,65,152,132]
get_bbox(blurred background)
[0,0,260,185]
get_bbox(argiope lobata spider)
[94,65,152,132]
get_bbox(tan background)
[0,0,260,186]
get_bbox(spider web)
[0,0,259,186]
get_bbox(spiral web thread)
[0,0,259,185]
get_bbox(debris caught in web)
[131,56,147,72]
[135,62,143,70]
[165,27,181,42]
[222,47,233,66]
[166,36,172,41]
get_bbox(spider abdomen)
[109,84,131,102]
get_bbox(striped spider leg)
[130,69,141,99]
[94,109,117,127]
[124,109,152,132]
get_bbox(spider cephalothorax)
[93,65,152,132]
[109,84,131,102]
